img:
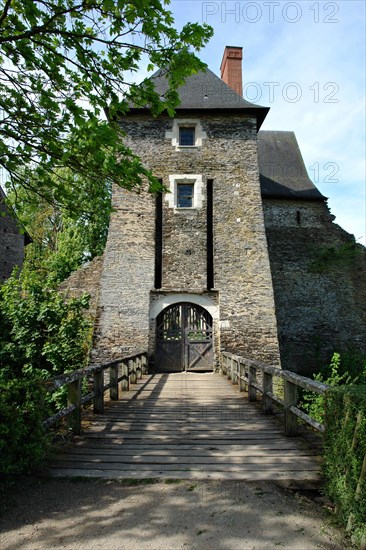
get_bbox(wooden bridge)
[45,352,327,486]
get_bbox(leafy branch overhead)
[0,0,213,205]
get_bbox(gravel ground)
[0,478,351,550]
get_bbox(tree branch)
[0,0,13,27]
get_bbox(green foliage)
[308,242,361,273]
[300,353,358,423]
[0,0,213,203]
[299,353,366,546]
[0,270,92,477]
[7,171,112,283]
[324,386,366,547]
[332,349,366,385]
[0,377,50,477]
[0,272,92,380]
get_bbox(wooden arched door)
[155,302,213,372]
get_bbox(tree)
[0,0,213,207]
[7,170,112,283]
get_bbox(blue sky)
[167,0,366,244]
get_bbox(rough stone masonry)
[62,46,366,375]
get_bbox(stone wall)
[59,112,366,376]
[210,120,280,364]
[92,185,156,362]
[0,190,25,283]
[263,198,366,375]
[92,112,281,367]
[162,192,207,290]
[58,255,104,324]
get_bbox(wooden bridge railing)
[43,351,148,435]
[221,351,329,436]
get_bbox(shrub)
[300,352,355,424]
[0,271,92,478]
[0,377,50,478]
[298,353,366,546]
[324,386,366,547]
[0,273,91,381]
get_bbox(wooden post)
[121,361,129,392]
[232,357,238,385]
[263,371,273,415]
[136,356,142,379]
[355,451,366,499]
[110,363,119,401]
[221,353,225,375]
[93,368,104,414]
[239,361,245,392]
[141,354,148,375]
[129,359,137,385]
[227,355,231,380]
[67,379,81,434]
[248,365,257,402]
[284,379,298,436]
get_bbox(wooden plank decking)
[47,372,323,484]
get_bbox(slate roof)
[131,68,269,129]
[129,67,325,201]
[258,131,326,201]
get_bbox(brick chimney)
[220,46,243,96]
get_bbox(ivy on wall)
[308,242,362,274]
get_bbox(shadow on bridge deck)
[47,373,323,487]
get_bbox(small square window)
[177,183,194,208]
[179,127,195,146]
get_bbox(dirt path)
[0,478,351,549]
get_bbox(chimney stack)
[220,46,243,96]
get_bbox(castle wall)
[162,184,207,290]
[263,198,366,375]
[58,255,104,325]
[92,186,156,361]
[207,118,280,364]
[93,112,281,366]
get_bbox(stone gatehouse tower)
[88,46,366,375]
[94,47,281,371]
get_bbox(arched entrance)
[155,302,213,372]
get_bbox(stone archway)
[155,302,213,372]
